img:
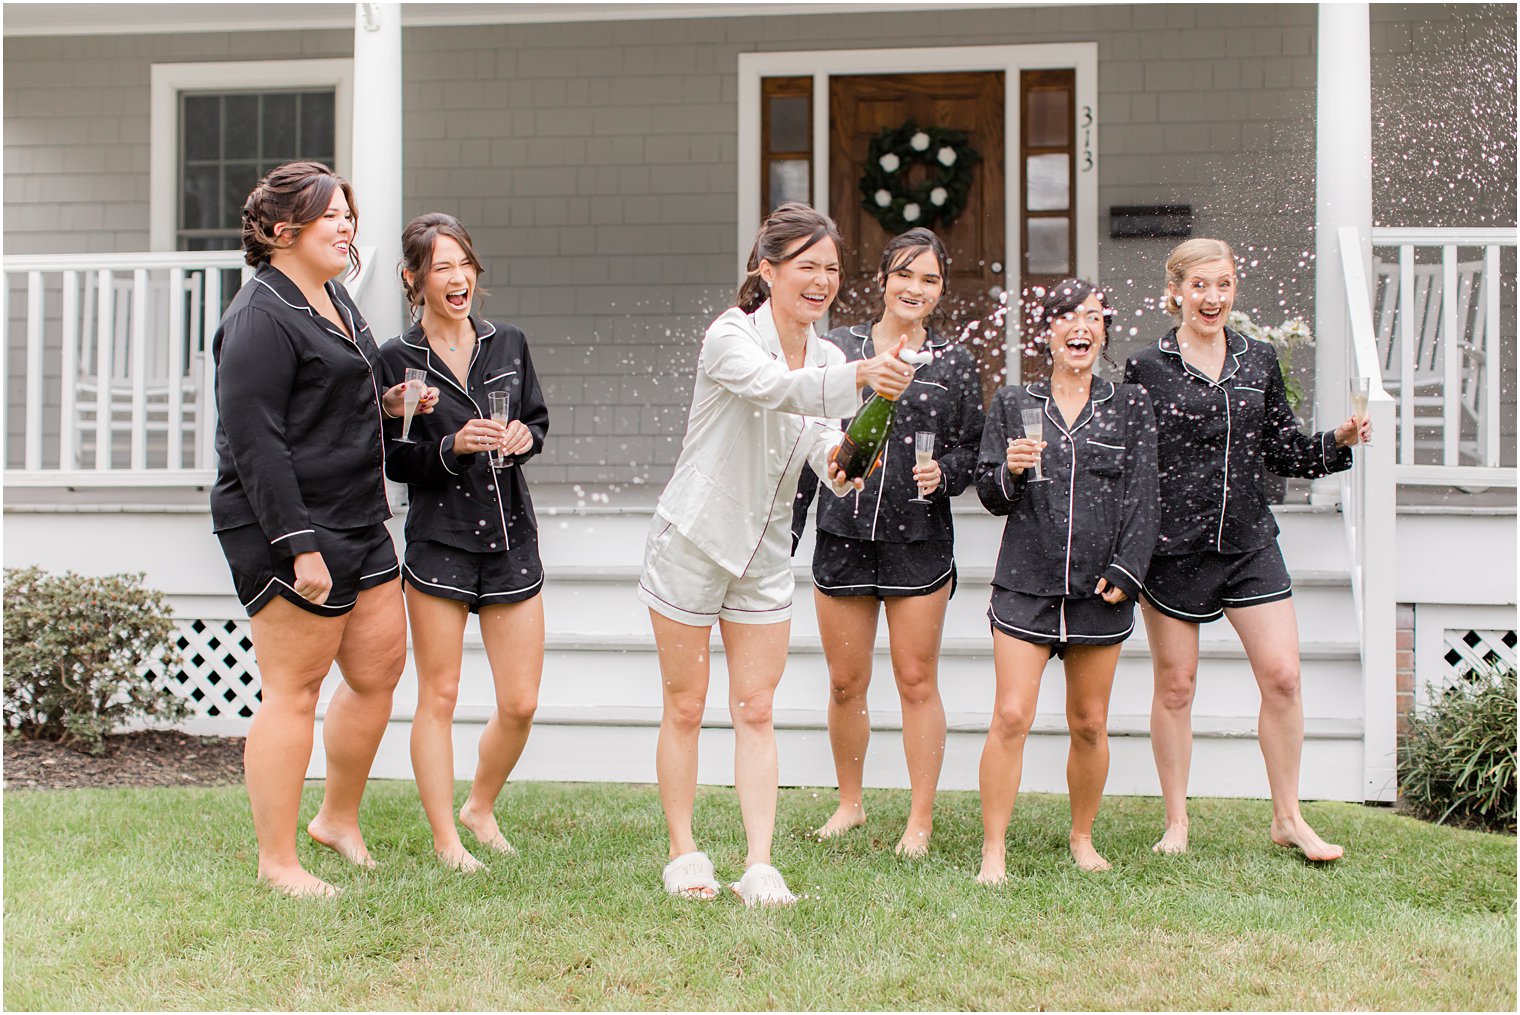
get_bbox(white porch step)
[538,564,1357,647]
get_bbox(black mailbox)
[1109,205,1193,238]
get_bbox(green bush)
[3,567,186,755]
[1398,662,1517,834]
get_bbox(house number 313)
[1080,105,1094,172]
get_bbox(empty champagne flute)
[1349,376,1371,445]
[909,430,935,503]
[488,391,512,469]
[1019,406,1048,482]
[396,368,426,443]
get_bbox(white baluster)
[60,271,79,471]
[25,271,45,471]
[1440,246,1459,466]
[167,267,186,470]
[94,269,113,470]
[200,269,222,471]
[1482,245,1500,468]
[130,268,149,471]
[1397,246,1414,466]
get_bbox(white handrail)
[1338,225,1399,803]
[1370,227,1516,246]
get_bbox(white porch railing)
[1337,226,1399,802]
[3,249,375,488]
[1368,226,1516,487]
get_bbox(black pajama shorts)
[218,522,399,618]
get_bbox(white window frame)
[149,59,354,252]
[737,44,1098,384]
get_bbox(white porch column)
[1312,2,1373,505]
[351,2,404,342]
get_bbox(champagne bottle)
[834,346,932,482]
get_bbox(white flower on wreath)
[874,188,893,208]
[910,131,931,151]
[879,152,901,173]
[937,146,958,167]
[930,186,948,207]
[903,202,922,223]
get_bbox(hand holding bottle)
[855,337,913,399]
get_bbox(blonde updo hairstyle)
[240,161,360,275]
[399,212,489,314]
[1163,237,1236,316]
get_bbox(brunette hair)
[399,212,489,311]
[1163,237,1236,316]
[1035,278,1116,366]
[877,227,949,282]
[240,161,360,274]
[735,202,843,313]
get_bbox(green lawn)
[4,781,1514,1011]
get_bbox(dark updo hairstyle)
[240,161,360,275]
[736,202,843,313]
[1034,278,1117,365]
[399,212,489,312]
[878,227,949,283]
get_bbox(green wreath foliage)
[858,120,981,235]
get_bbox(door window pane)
[768,160,811,211]
[1026,153,1070,212]
[182,164,219,230]
[768,95,809,152]
[1026,89,1070,147]
[1027,218,1071,275]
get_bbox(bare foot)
[976,844,1007,886]
[813,802,866,840]
[1152,821,1189,855]
[894,823,932,859]
[306,816,377,869]
[459,802,518,855]
[1271,815,1344,862]
[435,845,488,873]
[1069,834,1112,872]
[258,863,339,899]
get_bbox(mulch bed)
[3,730,245,790]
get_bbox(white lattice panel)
[146,618,262,719]
[1441,628,1517,682]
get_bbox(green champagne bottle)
[833,346,931,481]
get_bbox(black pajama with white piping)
[378,317,549,611]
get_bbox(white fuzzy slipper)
[729,863,797,907]
[662,850,720,900]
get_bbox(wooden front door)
[830,72,1005,403]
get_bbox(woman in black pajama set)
[974,279,1158,881]
[1124,237,1369,862]
[378,213,549,871]
[791,228,985,857]
[212,162,439,898]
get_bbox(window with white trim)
[178,90,336,251]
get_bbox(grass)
[4,781,1515,1011]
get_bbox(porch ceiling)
[3,1,1023,37]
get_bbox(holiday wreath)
[857,120,981,235]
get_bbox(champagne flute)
[396,368,426,443]
[1349,376,1371,446]
[909,431,935,503]
[488,391,512,469]
[1020,407,1048,482]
